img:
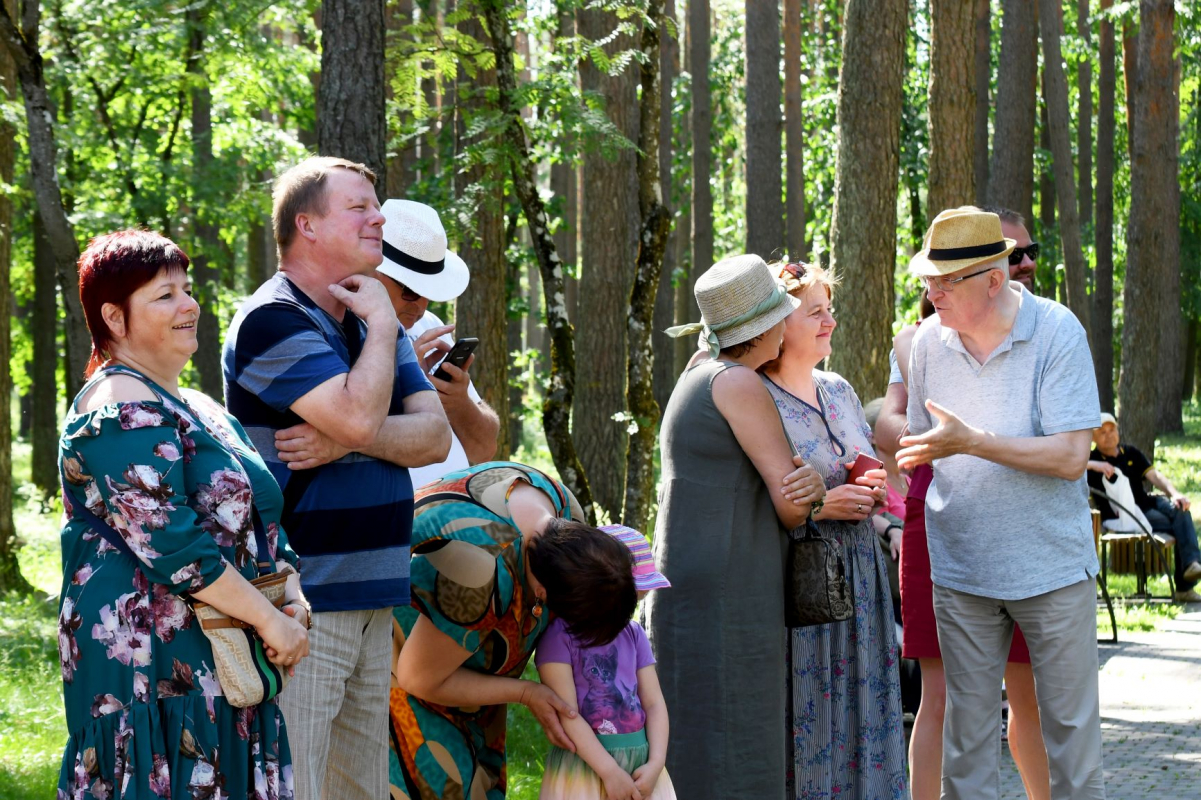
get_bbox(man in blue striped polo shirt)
[223,156,451,800]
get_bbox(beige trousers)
[933,579,1106,800]
[278,606,393,800]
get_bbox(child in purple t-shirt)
[535,525,677,800]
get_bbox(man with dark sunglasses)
[375,200,499,489]
[983,205,1038,292]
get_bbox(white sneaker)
[1183,561,1201,582]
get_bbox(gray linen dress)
[644,359,788,800]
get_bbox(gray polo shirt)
[907,284,1101,600]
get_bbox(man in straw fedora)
[896,207,1104,799]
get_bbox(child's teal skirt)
[539,729,677,799]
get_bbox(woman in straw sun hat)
[644,253,827,800]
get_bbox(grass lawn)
[4,406,1201,797]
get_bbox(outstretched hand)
[896,400,979,471]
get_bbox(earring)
[532,598,544,619]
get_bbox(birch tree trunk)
[1118,0,1177,458]
[0,4,89,394]
[825,0,907,399]
[482,0,594,520]
[0,0,30,593]
[623,0,672,533]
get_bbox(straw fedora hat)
[668,254,799,354]
[377,199,470,302]
[909,207,1016,277]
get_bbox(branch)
[0,3,32,69]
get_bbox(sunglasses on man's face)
[1008,243,1040,266]
[398,284,423,302]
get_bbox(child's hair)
[527,518,638,647]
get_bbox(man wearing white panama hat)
[375,199,499,488]
[897,207,1104,799]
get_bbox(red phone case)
[846,453,884,484]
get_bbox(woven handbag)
[63,481,293,708]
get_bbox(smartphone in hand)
[430,337,479,381]
[846,452,885,485]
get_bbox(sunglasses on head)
[780,262,810,280]
[1008,243,1040,266]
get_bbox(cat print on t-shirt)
[535,618,657,736]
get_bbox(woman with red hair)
[56,230,309,799]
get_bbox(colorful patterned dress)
[388,462,585,800]
[56,365,300,800]
[763,370,907,800]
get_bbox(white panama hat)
[377,199,470,302]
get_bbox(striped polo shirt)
[222,272,433,611]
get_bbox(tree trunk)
[0,0,29,593]
[576,3,640,520]
[689,0,712,346]
[1076,0,1093,236]
[652,0,678,415]
[552,2,578,328]
[31,207,59,496]
[453,10,509,459]
[318,0,386,198]
[1122,20,1137,155]
[1093,0,1116,411]
[745,0,783,258]
[483,0,595,521]
[0,5,89,396]
[825,0,907,399]
[973,0,991,204]
[623,0,672,533]
[1037,0,1091,334]
[1038,75,1057,295]
[674,2,696,377]
[988,0,1037,226]
[784,0,806,258]
[1118,0,1177,459]
[1184,317,1198,404]
[927,0,977,216]
[187,5,223,399]
[1156,51,1182,434]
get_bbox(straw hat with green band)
[667,254,800,357]
[909,207,1017,277]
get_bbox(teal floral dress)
[388,462,584,800]
[56,365,300,800]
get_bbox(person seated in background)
[377,199,500,488]
[1087,412,1201,603]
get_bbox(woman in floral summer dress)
[761,262,907,800]
[56,230,310,800]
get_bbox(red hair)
[78,230,190,378]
